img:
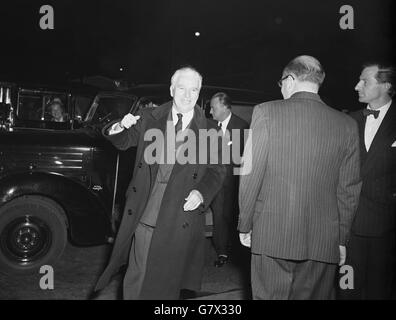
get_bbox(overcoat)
[95,101,225,299]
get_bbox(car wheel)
[0,195,67,275]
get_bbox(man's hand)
[120,114,141,129]
[239,231,252,248]
[183,190,203,211]
[339,245,346,266]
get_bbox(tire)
[0,195,67,275]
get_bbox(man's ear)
[286,77,294,92]
[170,86,174,98]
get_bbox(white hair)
[170,67,203,89]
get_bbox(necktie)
[175,113,183,135]
[363,108,380,119]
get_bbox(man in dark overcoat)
[94,67,226,299]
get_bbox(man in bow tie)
[238,55,361,299]
[340,62,396,299]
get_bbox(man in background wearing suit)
[209,92,249,267]
[238,55,361,299]
[340,63,396,299]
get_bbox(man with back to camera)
[238,55,362,299]
[93,66,226,300]
[339,62,396,299]
[209,92,249,267]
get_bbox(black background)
[0,0,394,111]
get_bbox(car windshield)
[85,94,137,124]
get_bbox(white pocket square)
[392,141,396,147]
[227,141,233,146]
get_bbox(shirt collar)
[219,112,232,130]
[367,99,392,120]
[171,105,194,130]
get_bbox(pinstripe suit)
[238,91,362,299]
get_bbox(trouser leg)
[251,253,292,300]
[290,260,337,300]
[122,222,154,300]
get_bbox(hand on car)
[120,114,141,129]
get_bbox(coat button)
[138,162,142,168]
[132,187,137,192]
[128,209,132,215]
[182,222,189,229]
[192,173,197,179]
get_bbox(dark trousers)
[123,222,154,300]
[251,253,337,300]
[211,176,238,256]
[338,231,396,300]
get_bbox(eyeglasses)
[277,74,295,87]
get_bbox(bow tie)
[363,109,380,119]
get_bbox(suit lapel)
[227,114,236,131]
[362,102,395,175]
[355,110,368,167]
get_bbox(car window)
[17,91,68,122]
[132,96,169,113]
[87,95,136,124]
[18,94,43,120]
[73,94,93,121]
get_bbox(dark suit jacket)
[349,102,396,236]
[238,91,362,264]
[219,113,249,182]
[95,102,226,299]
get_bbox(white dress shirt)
[218,112,232,135]
[364,100,392,151]
[171,105,194,131]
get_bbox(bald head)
[279,55,325,99]
[283,55,325,87]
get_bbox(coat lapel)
[170,105,206,176]
[362,102,395,175]
[355,110,368,167]
[145,102,173,188]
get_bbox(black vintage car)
[0,81,272,275]
[0,81,138,274]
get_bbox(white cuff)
[108,122,124,135]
